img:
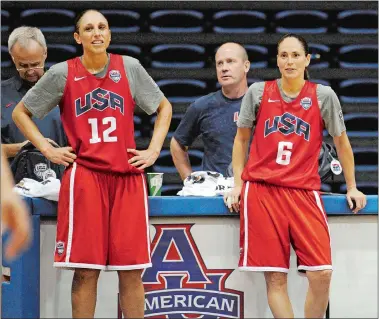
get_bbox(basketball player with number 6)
[12,9,172,319]
[224,34,366,318]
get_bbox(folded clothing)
[177,171,234,197]
[14,177,61,201]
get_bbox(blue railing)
[2,195,378,318]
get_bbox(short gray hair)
[8,26,47,53]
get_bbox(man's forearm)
[170,138,192,180]
[12,102,53,156]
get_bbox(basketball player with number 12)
[12,9,172,319]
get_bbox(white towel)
[14,177,61,201]
[177,171,234,197]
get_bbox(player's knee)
[118,269,143,286]
[307,269,332,288]
[73,268,101,284]
[264,271,288,290]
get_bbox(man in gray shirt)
[1,26,66,160]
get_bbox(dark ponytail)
[304,68,309,80]
[277,33,310,80]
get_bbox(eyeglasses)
[12,55,45,72]
[16,65,45,72]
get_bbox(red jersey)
[241,80,324,190]
[59,54,142,174]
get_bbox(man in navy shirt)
[170,42,250,179]
[1,26,66,160]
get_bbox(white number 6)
[276,141,293,165]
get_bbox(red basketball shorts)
[54,163,151,270]
[239,181,332,273]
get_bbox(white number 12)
[276,141,293,165]
[88,117,117,144]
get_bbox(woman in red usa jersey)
[12,9,172,319]
[224,33,366,318]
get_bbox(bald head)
[215,42,250,92]
[216,42,248,61]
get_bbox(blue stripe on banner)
[30,195,377,217]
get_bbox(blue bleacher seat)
[156,79,207,103]
[151,44,205,69]
[308,44,331,69]
[213,10,266,33]
[337,10,378,34]
[1,10,10,31]
[339,79,378,104]
[311,79,331,86]
[161,184,183,196]
[343,113,378,138]
[320,183,332,193]
[245,45,268,68]
[275,10,328,34]
[20,9,75,32]
[134,115,142,137]
[247,78,264,86]
[1,46,12,68]
[152,149,204,173]
[340,182,378,195]
[149,10,204,33]
[100,10,140,33]
[108,44,142,59]
[339,44,378,69]
[150,113,184,139]
[45,44,76,67]
[352,147,378,172]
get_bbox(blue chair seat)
[151,44,205,69]
[156,79,207,103]
[213,10,267,33]
[108,45,142,59]
[337,10,378,34]
[245,45,268,68]
[311,79,331,87]
[339,44,378,69]
[275,10,328,34]
[340,182,378,195]
[150,114,184,139]
[308,44,331,69]
[161,184,184,196]
[320,183,332,193]
[339,79,378,104]
[353,147,378,170]
[1,10,10,31]
[133,115,142,137]
[45,44,77,67]
[1,45,12,68]
[100,10,140,33]
[343,113,378,137]
[152,149,204,173]
[20,9,75,32]
[149,10,204,33]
